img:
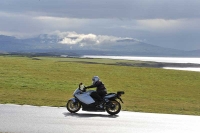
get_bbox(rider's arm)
[85,81,102,89]
[85,84,96,89]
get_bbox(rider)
[84,76,107,106]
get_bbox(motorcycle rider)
[84,76,107,107]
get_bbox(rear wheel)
[105,100,121,115]
[66,100,81,113]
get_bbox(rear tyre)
[66,100,81,113]
[105,100,121,115]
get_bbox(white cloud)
[34,16,87,29]
[1,1,200,50]
[137,19,180,30]
[134,18,200,33]
[1,0,200,19]
[53,31,138,46]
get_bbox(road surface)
[0,104,200,133]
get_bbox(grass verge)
[0,56,200,115]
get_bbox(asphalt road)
[0,104,200,133]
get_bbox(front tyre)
[66,100,81,113]
[106,100,121,115]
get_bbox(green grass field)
[0,56,200,115]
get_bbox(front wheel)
[105,100,121,115]
[66,100,81,113]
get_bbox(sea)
[82,55,200,72]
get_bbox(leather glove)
[83,87,87,92]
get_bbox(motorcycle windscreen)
[75,93,95,104]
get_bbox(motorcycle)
[66,83,124,115]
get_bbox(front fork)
[69,97,76,103]
[69,97,79,105]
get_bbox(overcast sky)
[0,0,200,50]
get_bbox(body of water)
[82,55,200,72]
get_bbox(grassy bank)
[0,56,200,115]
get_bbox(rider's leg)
[90,91,102,103]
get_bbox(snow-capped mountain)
[0,34,199,57]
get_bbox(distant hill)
[186,49,200,57]
[0,35,31,52]
[0,34,199,57]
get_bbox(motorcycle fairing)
[69,97,77,103]
[75,90,95,104]
[104,93,117,99]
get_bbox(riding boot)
[95,100,104,108]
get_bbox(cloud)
[1,0,200,19]
[0,11,43,38]
[0,11,88,38]
[34,16,87,29]
[119,18,200,34]
[50,31,139,46]
[136,19,180,30]
[59,32,99,46]
[1,0,200,50]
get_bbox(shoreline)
[82,55,200,72]
[82,55,200,64]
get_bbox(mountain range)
[0,34,200,57]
